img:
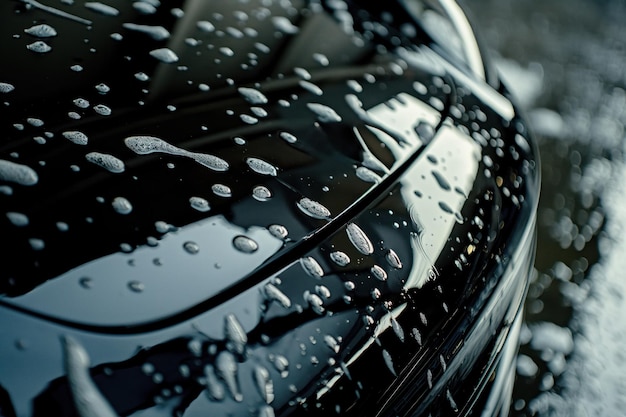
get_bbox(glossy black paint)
[0,1,539,417]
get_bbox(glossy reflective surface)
[0,1,539,416]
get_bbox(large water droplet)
[183,241,199,254]
[93,104,112,116]
[272,16,299,34]
[0,160,38,186]
[356,166,381,183]
[431,170,451,191]
[246,157,277,176]
[382,349,396,376]
[6,212,29,227]
[149,47,179,63]
[306,103,342,123]
[346,223,373,255]
[300,256,324,279]
[268,224,288,240]
[303,290,325,315]
[0,83,15,93]
[112,196,133,214]
[386,249,403,269]
[85,152,125,173]
[24,23,57,38]
[370,265,387,281]
[279,132,297,143]
[204,364,226,401]
[215,351,242,402]
[62,131,88,145]
[297,197,331,219]
[233,235,259,253]
[270,354,289,378]
[196,20,215,33]
[299,80,323,96]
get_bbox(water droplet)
[438,201,454,214]
[233,235,259,253]
[189,196,210,212]
[224,313,248,355]
[73,98,90,108]
[93,104,111,116]
[264,283,291,308]
[128,280,144,292]
[297,197,331,219]
[431,170,451,191]
[240,114,259,124]
[112,196,133,214]
[246,157,277,176]
[253,185,272,201]
[6,212,29,227]
[391,316,405,342]
[300,256,324,279]
[313,53,329,66]
[254,366,274,404]
[0,83,15,93]
[212,183,232,198]
[306,103,342,123]
[370,265,387,281]
[258,405,275,417]
[133,1,157,14]
[27,41,51,53]
[0,159,38,186]
[272,16,299,34]
[299,80,323,96]
[238,87,268,104]
[270,354,289,377]
[85,152,125,173]
[413,81,428,95]
[62,131,88,145]
[268,224,288,240]
[29,238,45,251]
[330,251,350,267]
[304,290,325,315]
[294,67,311,80]
[386,249,403,269]
[346,223,373,255]
[382,349,396,376]
[356,166,381,183]
[149,47,179,63]
[183,241,199,254]
[324,335,340,353]
[279,132,297,143]
[24,23,57,38]
[215,351,242,402]
[205,364,226,401]
[84,2,119,15]
[26,117,44,127]
[196,20,215,33]
[415,121,435,142]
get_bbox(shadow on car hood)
[0,0,457,328]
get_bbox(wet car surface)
[0,1,539,416]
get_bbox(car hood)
[0,0,455,328]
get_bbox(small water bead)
[250,107,268,118]
[303,291,325,315]
[252,185,272,201]
[183,241,199,254]
[27,41,52,53]
[238,87,268,104]
[264,283,292,308]
[370,265,387,281]
[189,196,210,212]
[6,212,29,227]
[57,222,69,232]
[299,80,323,96]
[306,103,342,123]
[0,83,15,93]
[149,48,179,63]
[85,152,125,173]
[29,238,45,251]
[85,2,119,15]
[240,114,258,125]
[212,183,232,198]
[329,251,350,267]
[356,166,381,183]
[24,23,57,38]
[133,1,157,14]
[246,157,277,176]
[313,53,329,66]
[79,277,93,289]
[73,98,90,108]
[268,224,288,240]
[0,159,38,186]
[233,235,259,253]
[128,280,145,292]
[297,197,331,220]
[279,132,297,143]
[61,130,89,145]
[196,20,215,33]
[346,223,374,255]
[112,197,133,214]
[27,118,44,127]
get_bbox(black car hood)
[0,0,454,328]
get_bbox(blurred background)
[463,0,626,415]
